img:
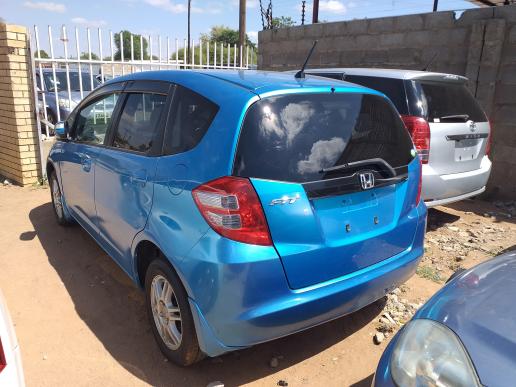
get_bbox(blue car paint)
[373,251,516,387]
[251,162,421,289]
[48,70,427,357]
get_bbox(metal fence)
[30,25,257,137]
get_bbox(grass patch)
[416,265,443,283]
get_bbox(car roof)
[106,69,377,96]
[303,67,468,83]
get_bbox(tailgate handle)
[446,133,488,141]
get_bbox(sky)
[0,0,479,57]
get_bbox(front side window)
[234,93,415,183]
[112,93,167,153]
[74,93,119,145]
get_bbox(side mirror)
[54,121,68,141]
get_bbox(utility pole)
[238,0,246,66]
[187,0,191,65]
[259,0,265,29]
[312,0,319,24]
[433,0,438,12]
[301,1,306,25]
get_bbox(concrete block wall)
[259,5,516,200]
[0,23,41,185]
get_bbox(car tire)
[145,259,204,366]
[49,172,73,226]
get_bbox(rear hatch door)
[411,78,490,175]
[233,91,421,289]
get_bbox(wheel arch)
[132,236,192,297]
[46,160,55,180]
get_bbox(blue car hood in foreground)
[414,251,516,387]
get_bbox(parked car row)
[43,66,507,387]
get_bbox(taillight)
[0,337,6,373]
[486,121,492,156]
[192,176,272,246]
[401,115,431,164]
[416,158,423,206]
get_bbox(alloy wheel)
[150,274,183,350]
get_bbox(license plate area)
[454,138,481,162]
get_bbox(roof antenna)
[422,52,438,71]
[295,40,318,79]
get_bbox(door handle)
[129,170,147,187]
[81,156,92,172]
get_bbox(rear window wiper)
[438,114,469,122]
[320,158,397,178]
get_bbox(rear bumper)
[184,203,427,357]
[422,156,491,208]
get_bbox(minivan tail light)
[192,176,272,246]
[0,337,6,373]
[486,121,492,157]
[401,115,431,164]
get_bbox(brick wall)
[0,23,41,185]
[259,5,516,200]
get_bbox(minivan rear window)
[416,81,487,122]
[234,93,415,183]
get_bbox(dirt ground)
[0,184,515,387]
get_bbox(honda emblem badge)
[359,172,375,190]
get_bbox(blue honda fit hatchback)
[47,70,427,365]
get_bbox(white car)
[0,291,25,387]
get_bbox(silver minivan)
[304,68,492,208]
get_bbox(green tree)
[200,25,255,48]
[272,16,296,29]
[80,52,100,60]
[36,49,49,59]
[114,30,149,61]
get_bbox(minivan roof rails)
[295,40,318,79]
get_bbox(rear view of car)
[233,91,424,288]
[306,69,492,208]
[179,75,428,361]
[47,70,427,365]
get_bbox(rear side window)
[164,85,219,155]
[344,76,408,115]
[416,81,487,122]
[234,93,415,183]
[112,93,167,153]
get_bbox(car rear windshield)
[233,93,415,183]
[416,81,487,122]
